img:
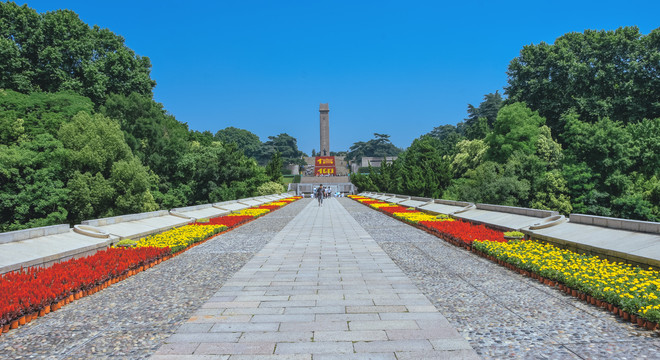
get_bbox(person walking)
[316,184,324,207]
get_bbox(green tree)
[425,124,464,156]
[101,93,190,185]
[394,136,451,198]
[345,133,402,164]
[58,112,132,175]
[265,151,283,183]
[561,111,659,220]
[0,2,155,105]
[0,134,69,231]
[444,161,531,206]
[257,133,305,166]
[506,27,660,133]
[486,102,546,163]
[0,89,94,139]
[450,139,488,179]
[109,158,159,215]
[214,126,262,159]
[463,91,503,139]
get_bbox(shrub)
[256,181,285,195]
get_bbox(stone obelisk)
[319,103,330,156]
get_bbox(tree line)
[352,27,660,222]
[0,2,304,232]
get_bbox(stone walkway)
[152,198,479,359]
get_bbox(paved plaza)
[2,197,659,359]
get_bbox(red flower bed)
[194,215,253,227]
[360,200,384,205]
[419,220,506,245]
[378,206,416,214]
[0,247,168,327]
[255,205,280,211]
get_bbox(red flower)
[419,220,506,244]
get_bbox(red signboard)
[315,167,336,176]
[314,156,336,176]
[315,156,335,166]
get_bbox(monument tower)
[319,103,329,156]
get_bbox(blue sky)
[17,0,660,154]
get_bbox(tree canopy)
[345,133,402,164]
[354,26,660,222]
[0,3,284,231]
[0,2,155,106]
[506,27,660,134]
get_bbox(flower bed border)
[0,196,301,335]
[348,195,659,332]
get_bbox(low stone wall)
[171,204,214,213]
[0,224,70,245]
[569,214,660,234]
[82,210,170,227]
[476,203,557,219]
[0,192,294,274]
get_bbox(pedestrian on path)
[316,184,324,207]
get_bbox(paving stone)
[195,342,275,355]
[152,355,229,360]
[153,343,200,355]
[166,332,241,343]
[313,330,388,341]
[353,339,434,352]
[238,331,313,343]
[273,341,354,354]
[228,355,311,360]
[2,198,479,359]
[395,349,482,360]
[313,354,396,360]
[348,320,420,331]
[210,323,280,333]
[346,305,407,313]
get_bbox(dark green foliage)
[444,161,531,206]
[393,136,450,198]
[506,27,660,134]
[350,137,450,199]
[257,133,305,166]
[0,2,155,105]
[0,133,69,231]
[425,125,464,156]
[215,126,262,159]
[345,133,402,164]
[0,3,288,231]
[101,93,190,185]
[265,151,283,183]
[463,91,502,139]
[485,103,546,163]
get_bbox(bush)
[256,181,285,195]
[293,175,301,183]
[115,239,137,247]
